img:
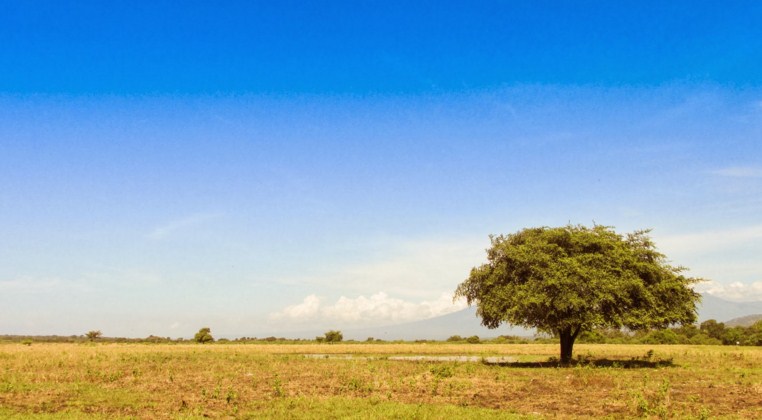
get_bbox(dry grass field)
[1,342,760,418]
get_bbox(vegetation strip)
[1,342,760,418]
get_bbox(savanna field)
[1,342,760,419]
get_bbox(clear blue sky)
[2,1,761,337]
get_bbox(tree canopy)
[454,225,702,363]
[85,330,102,341]
[323,330,343,343]
[194,327,214,344]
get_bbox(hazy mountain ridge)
[336,294,762,341]
[697,294,762,323]
[341,306,534,341]
[236,294,762,340]
[724,314,762,327]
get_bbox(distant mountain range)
[724,314,762,328]
[258,294,762,341]
[696,294,762,323]
[341,306,533,341]
[336,294,762,341]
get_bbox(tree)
[86,330,102,341]
[194,327,214,344]
[699,319,726,341]
[454,225,701,364]
[323,330,343,343]
[747,320,762,346]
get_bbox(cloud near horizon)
[696,280,762,302]
[278,236,488,299]
[269,292,468,326]
[710,166,762,178]
[655,224,762,255]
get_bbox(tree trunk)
[559,326,581,365]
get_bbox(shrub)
[639,329,679,345]
[446,335,463,342]
[466,335,480,344]
[578,330,606,344]
[430,365,454,379]
[689,333,722,345]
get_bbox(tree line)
[577,318,762,346]
[5,320,761,345]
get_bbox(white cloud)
[271,294,321,320]
[710,166,762,178]
[655,224,762,255]
[269,292,467,326]
[281,235,488,299]
[695,280,762,302]
[148,212,223,240]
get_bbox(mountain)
[697,294,762,323]
[254,294,762,341]
[724,314,762,328]
[341,294,762,341]
[342,306,534,341]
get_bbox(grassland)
[1,342,760,418]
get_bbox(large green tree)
[455,225,701,364]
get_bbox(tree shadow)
[485,358,675,369]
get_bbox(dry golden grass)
[1,342,760,418]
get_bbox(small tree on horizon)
[85,330,102,341]
[323,330,343,343]
[455,225,702,364]
[194,327,214,344]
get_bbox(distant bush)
[639,329,680,345]
[446,335,463,342]
[578,330,607,344]
[688,333,722,345]
[491,335,529,344]
[323,330,343,343]
[144,335,171,343]
[466,335,480,344]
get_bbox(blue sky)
[2,2,762,337]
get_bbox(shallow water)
[303,354,516,364]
